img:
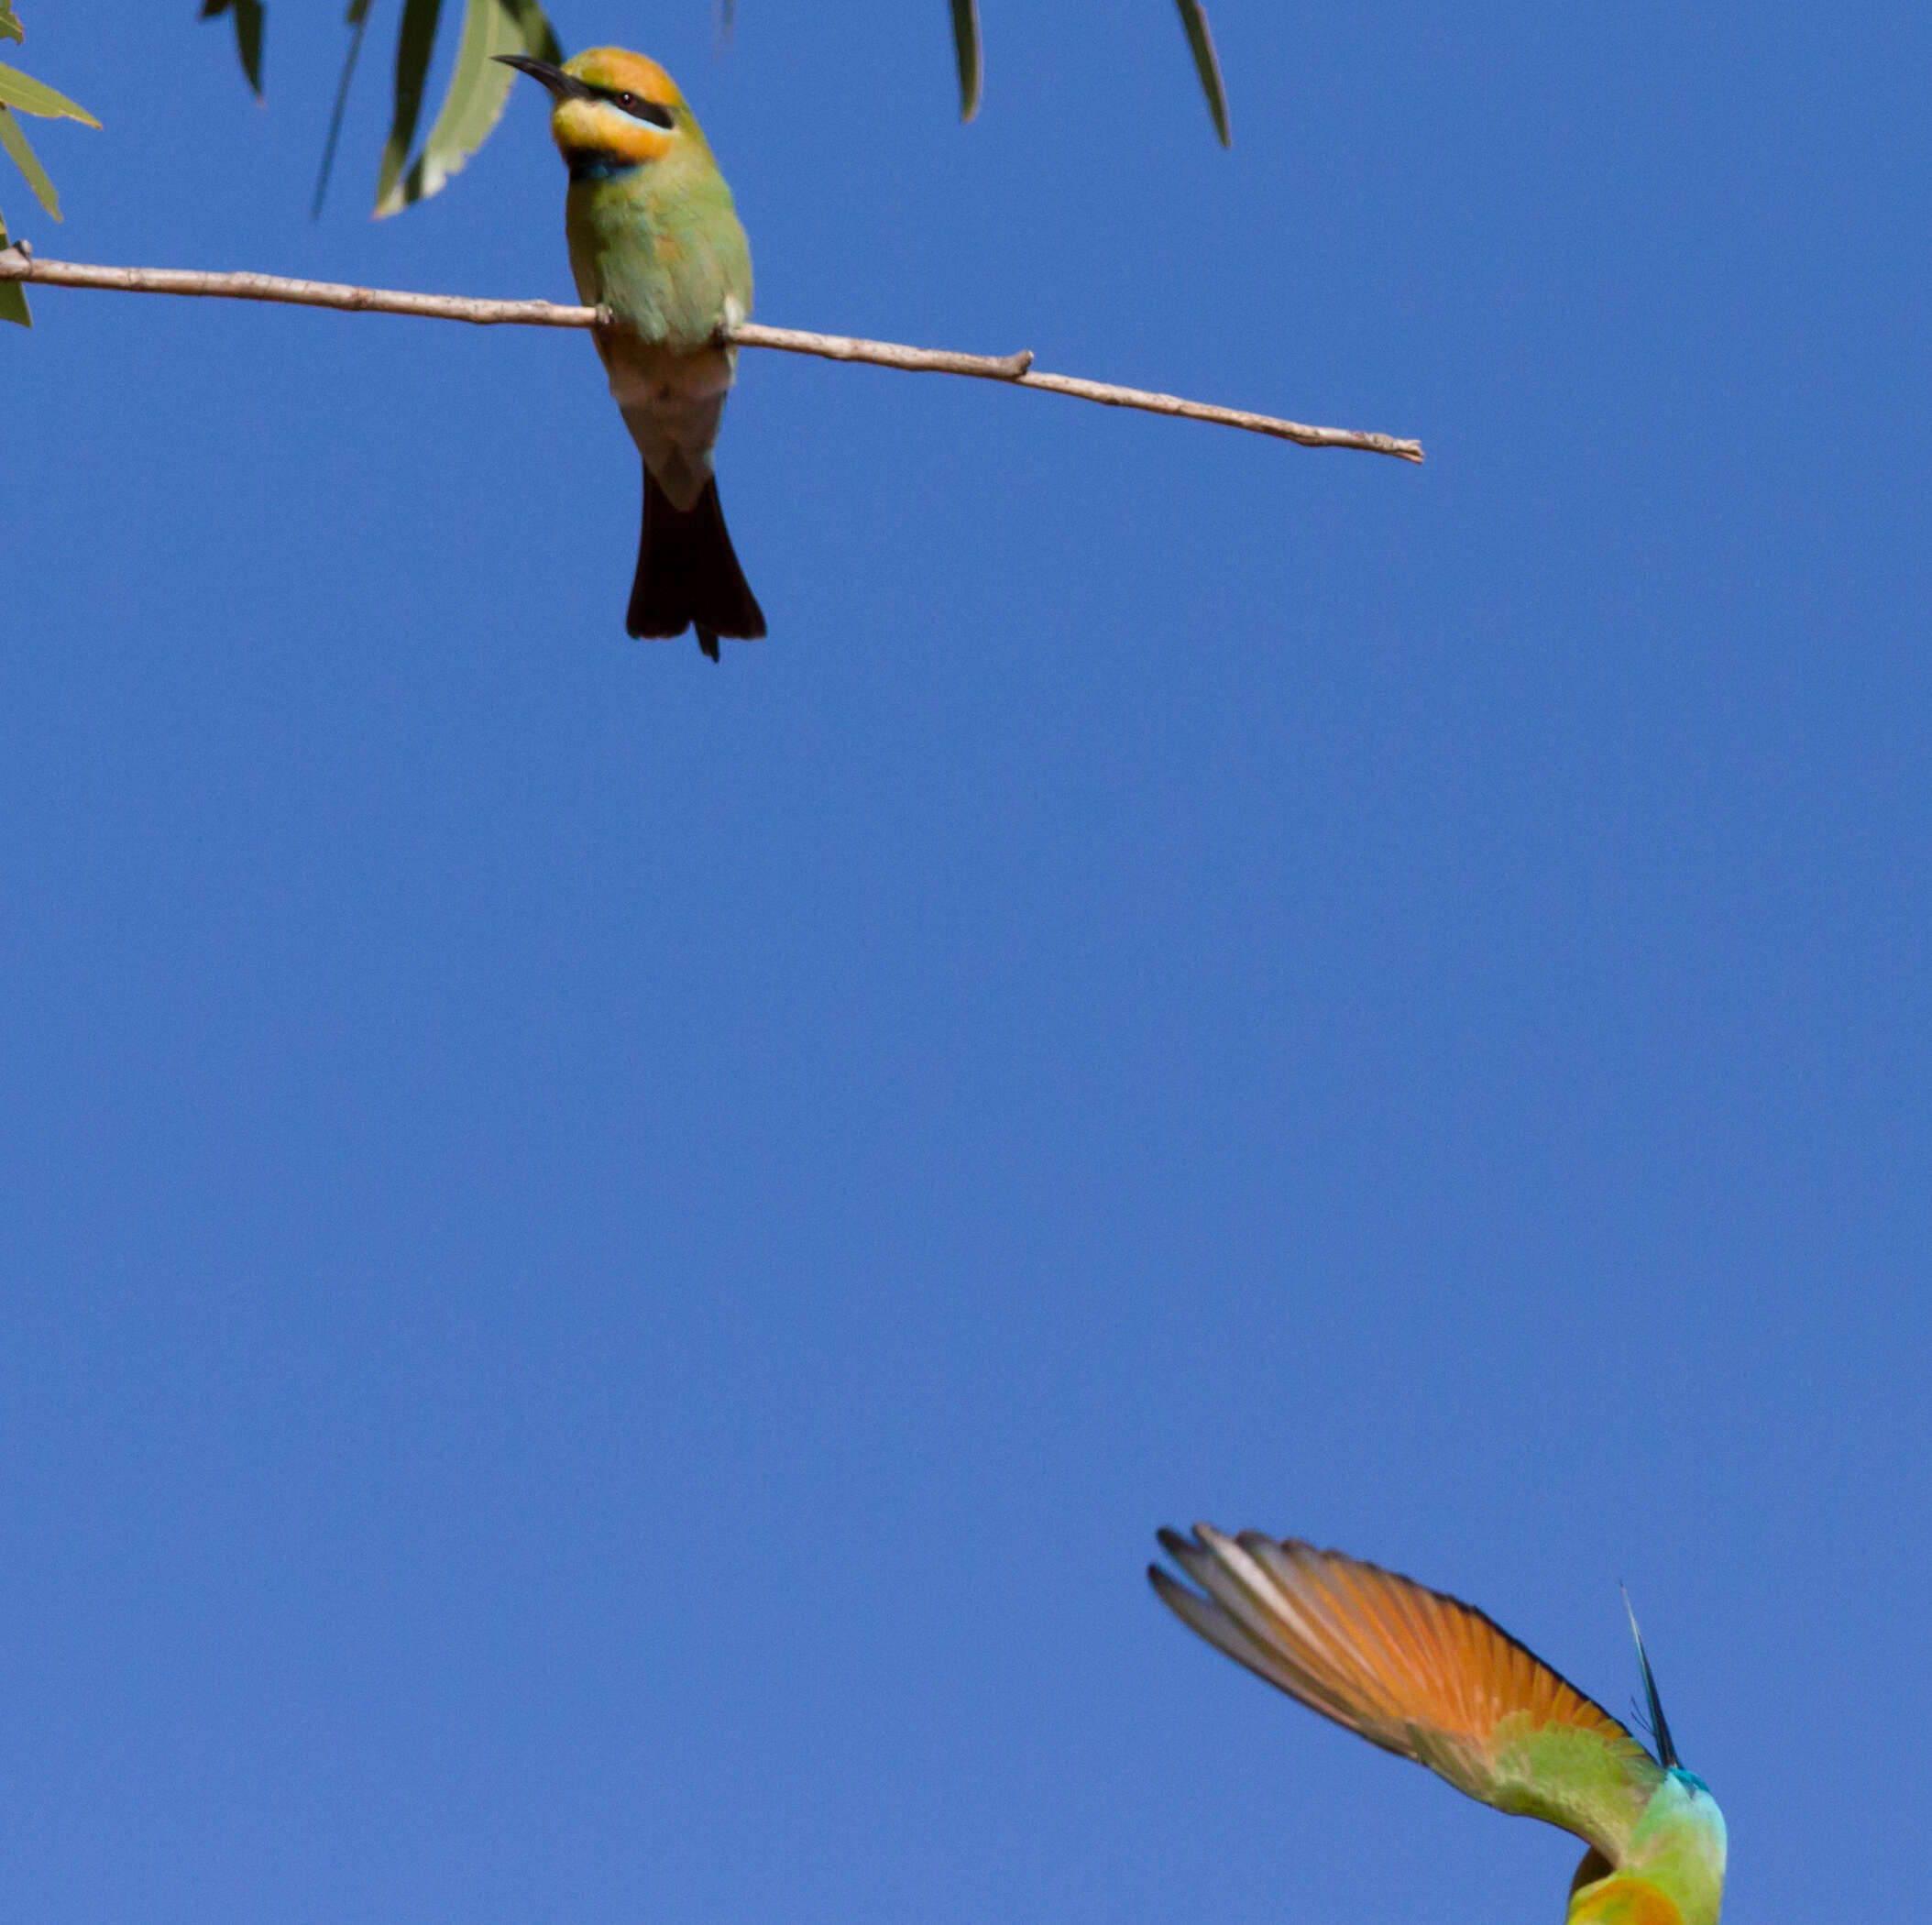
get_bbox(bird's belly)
[598,329,736,512]
[1566,1875,1687,1925]
[599,331,733,412]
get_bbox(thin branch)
[0,248,1424,462]
[732,320,1036,382]
[0,250,593,327]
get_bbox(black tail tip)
[628,471,765,658]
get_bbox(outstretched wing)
[1150,1526,1663,1863]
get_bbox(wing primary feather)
[1148,1553,1388,1740]
[1236,1535,1397,1706]
[1204,1530,1411,1733]
[1149,1525,1667,1864]
[1147,1564,1341,1707]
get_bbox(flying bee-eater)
[1150,1527,1726,1925]
[498,47,764,661]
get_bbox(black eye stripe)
[600,87,675,129]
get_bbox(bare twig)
[730,321,1035,382]
[0,248,1424,463]
[0,249,595,327]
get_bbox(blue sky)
[5,3,1927,1920]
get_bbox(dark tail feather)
[1622,1586,1681,1769]
[626,468,765,661]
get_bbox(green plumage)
[499,47,765,656]
[565,139,750,349]
[1151,1528,1729,1925]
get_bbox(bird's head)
[497,48,699,172]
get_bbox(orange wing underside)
[1155,1527,1627,1751]
[1151,1526,1662,1852]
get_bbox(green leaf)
[199,0,264,98]
[233,0,264,98]
[949,0,980,123]
[0,60,101,124]
[377,0,561,218]
[0,100,58,215]
[1174,0,1230,147]
[0,204,30,327]
[373,0,442,215]
[312,0,374,220]
[0,4,23,49]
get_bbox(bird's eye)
[607,89,675,128]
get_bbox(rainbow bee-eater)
[498,48,764,661]
[1150,1527,1726,1925]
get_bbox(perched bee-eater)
[1151,1527,1727,1925]
[499,47,763,661]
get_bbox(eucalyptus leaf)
[236,0,265,98]
[312,0,373,219]
[1174,0,1230,146]
[198,0,264,97]
[0,4,23,49]
[949,0,980,123]
[0,204,29,326]
[0,60,101,123]
[0,100,58,215]
[373,0,442,215]
[378,0,561,216]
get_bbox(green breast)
[564,160,752,351]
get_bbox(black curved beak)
[493,54,593,101]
